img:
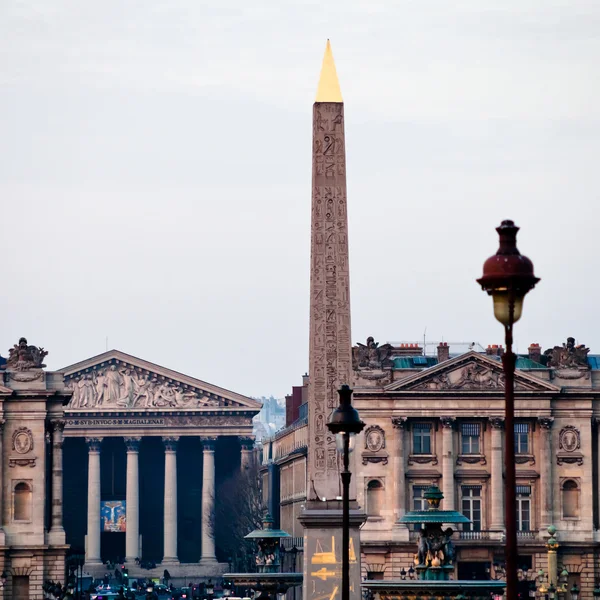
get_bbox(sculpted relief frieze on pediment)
[65,364,223,410]
[408,363,505,391]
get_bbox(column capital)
[391,417,407,429]
[125,437,142,452]
[200,436,217,451]
[489,417,505,430]
[162,436,179,451]
[86,437,103,452]
[538,417,554,430]
[240,437,254,451]
[440,416,456,429]
[50,419,66,432]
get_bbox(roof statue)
[545,337,590,374]
[3,337,48,371]
[315,39,343,103]
[353,336,394,370]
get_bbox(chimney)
[437,342,450,363]
[528,343,541,363]
[486,344,504,357]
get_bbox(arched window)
[366,480,384,517]
[14,482,32,521]
[562,480,579,518]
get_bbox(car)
[90,593,121,600]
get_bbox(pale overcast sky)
[1,1,598,398]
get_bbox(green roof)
[392,356,438,369]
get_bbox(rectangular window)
[516,486,531,531]
[461,486,482,531]
[413,423,432,454]
[461,423,481,455]
[412,485,428,530]
[514,423,530,454]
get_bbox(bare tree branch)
[214,464,263,572]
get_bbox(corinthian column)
[162,436,179,564]
[489,417,505,531]
[391,418,407,525]
[200,437,217,564]
[440,417,455,510]
[49,420,66,543]
[538,418,554,531]
[86,438,103,564]
[125,437,141,563]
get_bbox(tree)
[214,463,263,572]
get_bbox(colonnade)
[84,435,254,565]
[392,416,554,532]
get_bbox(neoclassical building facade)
[263,338,600,598]
[59,350,260,575]
[0,342,260,598]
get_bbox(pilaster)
[440,417,455,510]
[538,417,554,531]
[489,417,505,531]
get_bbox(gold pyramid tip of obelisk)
[315,39,343,103]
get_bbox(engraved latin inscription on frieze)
[308,102,352,498]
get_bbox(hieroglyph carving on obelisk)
[308,40,353,501]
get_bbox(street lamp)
[570,584,579,600]
[326,385,365,600]
[478,220,539,600]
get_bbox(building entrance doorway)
[458,562,490,580]
[12,575,29,600]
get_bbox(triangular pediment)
[59,350,261,412]
[0,384,13,395]
[385,351,559,393]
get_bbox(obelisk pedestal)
[300,40,364,600]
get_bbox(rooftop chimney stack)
[437,342,450,363]
[528,343,541,364]
[486,344,505,357]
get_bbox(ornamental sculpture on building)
[545,337,590,370]
[3,337,48,371]
[353,337,393,370]
[66,364,221,409]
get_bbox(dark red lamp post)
[327,385,365,600]
[477,220,540,600]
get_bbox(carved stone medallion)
[12,427,33,454]
[365,425,385,452]
[557,425,583,465]
[559,426,580,452]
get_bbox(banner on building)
[101,500,126,532]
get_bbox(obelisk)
[301,40,363,600]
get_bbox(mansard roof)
[384,351,560,393]
[59,349,261,411]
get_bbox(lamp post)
[477,220,540,600]
[326,385,365,600]
[570,584,579,600]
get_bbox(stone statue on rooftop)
[4,337,48,371]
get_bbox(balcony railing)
[281,536,304,550]
[409,528,536,542]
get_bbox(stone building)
[263,337,600,598]
[0,342,261,596]
[59,349,260,578]
[0,338,70,600]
